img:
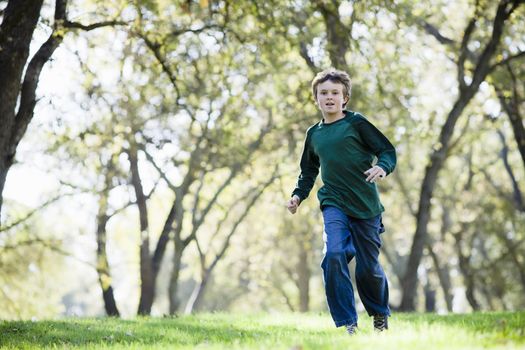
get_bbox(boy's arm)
[355,117,397,175]
[291,130,320,201]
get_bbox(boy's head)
[311,68,352,108]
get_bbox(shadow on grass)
[1,312,523,349]
[0,317,328,348]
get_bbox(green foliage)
[3,0,524,317]
[0,213,66,320]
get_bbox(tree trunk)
[496,130,524,211]
[129,146,154,315]
[315,0,350,70]
[454,232,481,311]
[427,246,453,312]
[297,244,310,312]
[399,96,472,311]
[95,175,120,317]
[168,242,184,314]
[399,0,521,310]
[479,280,496,311]
[0,163,11,223]
[0,0,45,218]
[495,66,525,171]
[461,261,480,311]
[184,268,210,314]
[423,271,436,313]
[427,207,454,312]
[499,233,525,291]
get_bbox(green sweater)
[292,110,396,219]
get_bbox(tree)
[398,0,525,310]
[184,168,278,313]
[0,0,125,221]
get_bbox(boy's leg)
[349,215,390,318]
[321,206,358,327]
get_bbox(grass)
[0,312,524,349]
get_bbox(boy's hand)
[286,195,301,214]
[364,166,386,183]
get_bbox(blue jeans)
[321,206,390,327]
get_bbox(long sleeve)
[355,116,396,175]
[291,128,320,201]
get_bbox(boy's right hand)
[286,195,301,214]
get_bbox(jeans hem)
[334,318,358,327]
[367,311,391,317]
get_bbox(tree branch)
[1,237,97,269]
[193,164,241,230]
[479,167,516,205]
[299,41,317,73]
[171,23,225,37]
[64,19,129,31]
[420,20,455,45]
[496,129,524,211]
[10,0,68,153]
[1,191,85,232]
[208,166,279,273]
[493,65,525,170]
[141,146,178,192]
[458,17,476,91]
[135,31,184,107]
[470,0,521,89]
[490,51,525,72]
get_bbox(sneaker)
[373,315,388,332]
[345,323,358,335]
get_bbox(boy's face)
[316,80,348,116]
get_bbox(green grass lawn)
[1,312,524,349]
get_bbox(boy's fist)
[286,195,301,214]
[364,165,387,183]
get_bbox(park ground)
[0,311,524,349]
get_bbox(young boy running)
[286,68,396,335]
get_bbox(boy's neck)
[322,111,346,124]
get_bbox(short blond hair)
[311,68,352,107]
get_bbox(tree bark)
[129,146,154,315]
[0,0,124,219]
[427,207,454,312]
[297,245,310,312]
[427,245,453,312]
[315,0,351,70]
[184,268,210,314]
[454,231,481,311]
[95,161,120,317]
[423,267,437,312]
[0,0,45,219]
[495,63,525,171]
[496,129,524,211]
[498,224,525,292]
[169,241,185,314]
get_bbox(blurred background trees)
[0,0,523,319]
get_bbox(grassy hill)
[1,311,524,349]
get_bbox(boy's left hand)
[364,166,386,183]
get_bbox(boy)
[286,68,396,335]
